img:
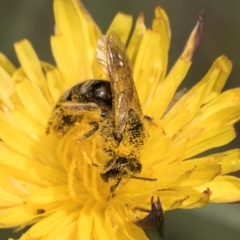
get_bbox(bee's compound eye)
[95,87,110,101]
[93,81,112,106]
[113,131,122,145]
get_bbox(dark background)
[0,0,240,239]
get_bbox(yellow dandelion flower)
[1,0,240,239]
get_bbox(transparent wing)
[96,31,142,134]
[96,35,108,75]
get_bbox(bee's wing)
[96,31,142,134]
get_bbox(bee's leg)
[102,157,117,172]
[131,175,157,181]
[100,158,118,183]
[46,102,101,135]
[80,122,99,141]
[56,102,100,117]
[108,177,121,200]
[92,156,116,172]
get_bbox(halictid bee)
[46,31,157,199]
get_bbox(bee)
[46,31,156,198]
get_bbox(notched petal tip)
[137,12,145,23]
[154,6,163,17]
[222,54,234,65]
[192,188,212,207]
[182,188,212,208]
[106,12,133,44]
[153,5,171,41]
[181,10,205,61]
[169,196,189,209]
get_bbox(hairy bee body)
[47,79,149,191]
[46,32,156,198]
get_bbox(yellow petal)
[197,149,240,175]
[14,40,53,104]
[0,52,16,75]
[0,115,60,170]
[195,176,240,203]
[11,107,45,137]
[0,65,15,110]
[154,162,197,188]
[163,56,232,138]
[127,13,146,65]
[53,0,100,86]
[163,80,209,137]
[15,79,51,123]
[146,12,205,117]
[0,205,37,228]
[1,148,66,185]
[92,203,110,239]
[51,35,80,87]
[46,68,66,103]
[0,185,22,207]
[157,189,188,210]
[124,222,146,240]
[29,185,71,204]
[106,13,132,44]
[153,6,171,49]
[179,125,236,160]
[20,203,79,239]
[77,197,96,240]
[179,187,212,208]
[134,30,162,106]
[151,6,171,82]
[188,107,240,133]
[145,59,191,117]
[190,88,240,127]
[0,114,39,155]
[177,162,221,187]
[190,55,232,104]
[158,137,188,165]
[105,205,127,240]
[142,131,170,167]
[39,211,79,240]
